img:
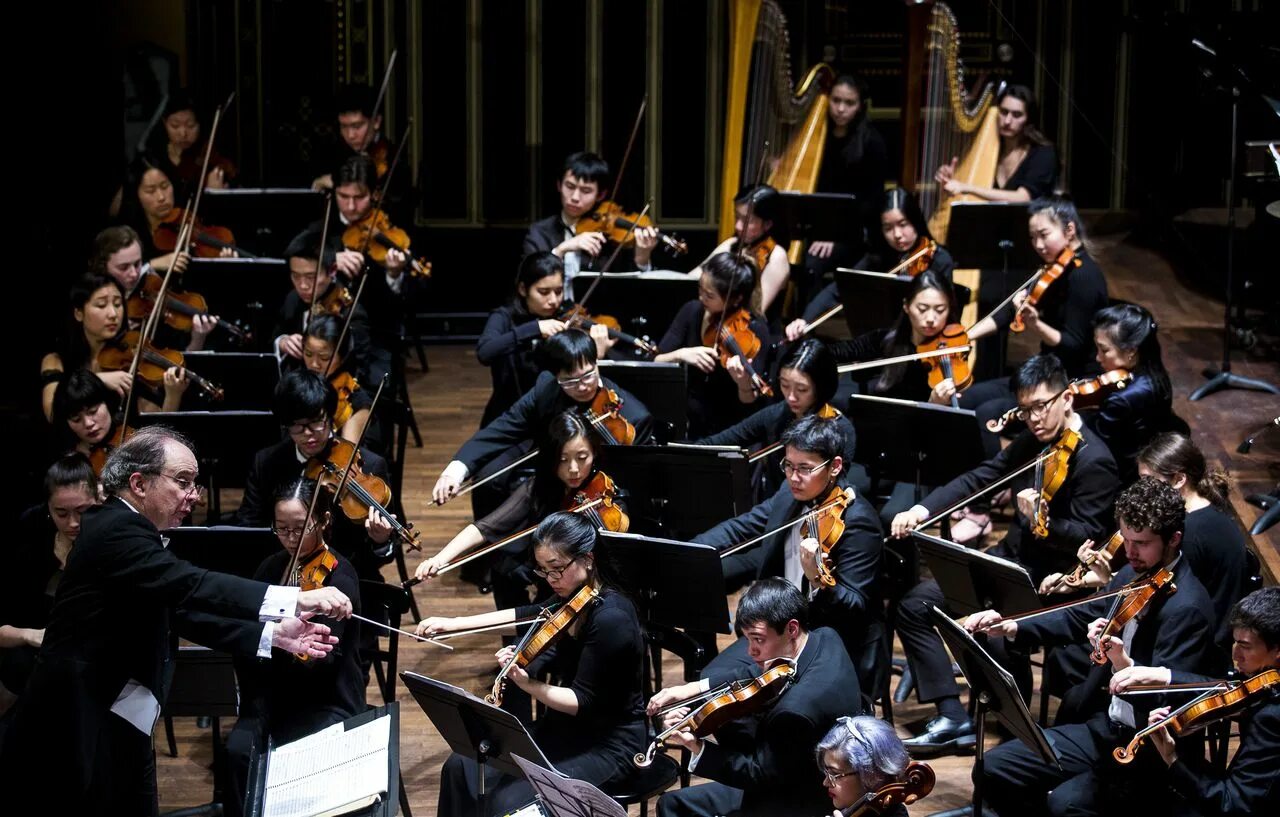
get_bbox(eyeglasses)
[820,766,858,786]
[780,458,831,477]
[158,472,201,496]
[287,418,330,435]
[272,520,319,541]
[532,556,579,581]
[1013,392,1062,422]
[556,367,599,390]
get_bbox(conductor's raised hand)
[297,586,353,619]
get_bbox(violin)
[558,304,659,357]
[1029,427,1083,539]
[583,387,636,446]
[127,273,251,345]
[563,471,630,533]
[987,369,1131,433]
[342,210,432,278]
[152,207,240,258]
[575,200,689,257]
[1045,529,1125,594]
[284,540,340,663]
[1011,247,1081,333]
[1090,565,1176,665]
[702,309,773,397]
[917,323,973,406]
[838,761,936,816]
[804,486,855,588]
[889,237,938,278]
[1112,669,1280,764]
[312,278,355,317]
[88,423,127,476]
[329,371,362,431]
[97,330,225,402]
[748,404,842,463]
[303,436,421,550]
[634,659,796,767]
[742,236,777,276]
[487,583,600,705]
[368,138,391,179]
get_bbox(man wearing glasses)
[0,426,351,814]
[689,415,886,699]
[887,353,1120,757]
[431,329,653,511]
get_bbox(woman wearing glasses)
[816,716,914,817]
[420,512,647,817]
[413,411,629,613]
[181,477,364,817]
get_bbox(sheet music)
[263,715,390,817]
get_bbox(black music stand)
[180,352,281,411]
[571,272,697,346]
[832,268,915,336]
[844,395,984,504]
[201,188,326,259]
[597,445,752,540]
[401,672,557,817]
[912,531,1042,618]
[597,361,687,443]
[775,192,860,243]
[135,411,282,519]
[511,755,627,817]
[182,257,291,351]
[163,526,278,577]
[928,607,1059,817]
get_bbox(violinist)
[420,513,648,817]
[431,329,653,511]
[693,415,884,695]
[0,455,99,715]
[815,716,913,817]
[300,314,374,447]
[964,478,1218,817]
[1134,587,1280,817]
[889,354,1119,755]
[685,184,790,315]
[656,253,773,437]
[414,411,626,613]
[310,85,399,199]
[117,158,221,270]
[648,579,864,817]
[179,478,364,817]
[1086,304,1175,483]
[522,151,658,299]
[273,230,373,368]
[51,368,119,466]
[697,339,856,502]
[151,89,236,202]
[787,187,955,341]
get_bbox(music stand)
[928,606,1059,817]
[182,257,291,351]
[844,395,984,503]
[832,268,915,335]
[511,755,627,817]
[597,445,752,540]
[401,672,557,817]
[201,188,325,259]
[912,531,1042,618]
[775,192,860,242]
[571,271,696,345]
[180,352,281,411]
[597,361,687,443]
[163,526,278,578]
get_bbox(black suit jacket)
[694,626,864,817]
[1082,370,1172,485]
[272,288,375,363]
[920,421,1120,582]
[522,214,643,273]
[453,371,654,475]
[0,498,273,799]
[476,304,546,426]
[692,482,884,694]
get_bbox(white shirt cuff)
[443,460,470,482]
[257,621,276,658]
[688,742,707,772]
[260,586,300,621]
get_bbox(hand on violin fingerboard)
[1145,707,1178,766]
[1088,617,1131,668]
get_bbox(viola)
[634,660,796,767]
[303,437,421,550]
[916,323,973,406]
[839,761,936,816]
[558,304,659,357]
[1011,247,1081,333]
[152,207,241,259]
[702,309,773,397]
[582,387,636,446]
[563,471,630,533]
[1029,427,1083,539]
[97,330,225,402]
[342,210,432,278]
[1045,529,1125,594]
[127,273,251,345]
[487,583,600,705]
[1113,669,1280,764]
[987,369,1131,433]
[575,200,689,257]
[1090,565,1176,665]
[804,486,855,588]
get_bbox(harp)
[718,0,835,244]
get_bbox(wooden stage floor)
[156,231,1278,815]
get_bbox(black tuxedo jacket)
[1167,692,1279,816]
[272,288,376,362]
[695,626,865,816]
[522,214,643,272]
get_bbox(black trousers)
[657,780,745,817]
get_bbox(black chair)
[880,540,918,722]
[609,752,681,817]
[360,580,412,704]
[159,646,239,816]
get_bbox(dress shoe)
[902,715,976,757]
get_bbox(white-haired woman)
[816,716,912,817]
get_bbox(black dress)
[476,304,545,426]
[1180,504,1248,653]
[437,588,647,817]
[997,143,1059,198]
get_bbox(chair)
[159,646,239,816]
[609,752,681,817]
[879,540,918,723]
[360,580,412,704]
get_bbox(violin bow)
[835,345,973,375]
[884,240,935,277]
[423,617,543,640]
[308,193,335,324]
[424,498,605,578]
[608,94,647,207]
[280,440,334,585]
[719,488,852,558]
[365,50,399,153]
[436,449,541,506]
[971,267,1043,330]
[913,449,1055,531]
[595,199,651,275]
[347,612,453,650]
